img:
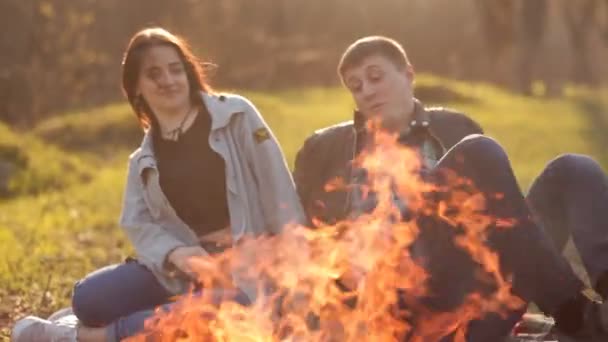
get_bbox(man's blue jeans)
[527,153,608,289]
[410,135,607,341]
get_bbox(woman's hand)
[167,246,209,278]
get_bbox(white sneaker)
[11,315,77,342]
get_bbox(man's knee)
[454,134,509,167]
[548,154,603,183]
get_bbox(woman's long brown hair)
[121,27,213,130]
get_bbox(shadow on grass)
[36,121,142,159]
[415,84,479,106]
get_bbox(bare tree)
[516,0,548,95]
[474,0,554,94]
[599,0,608,43]
[474,0,517,87]
[561,0,599,85]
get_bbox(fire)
[127,128,525,342]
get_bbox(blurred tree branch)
[1,0,607,125]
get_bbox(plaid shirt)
[349,113,445,218]
[293,97,483,225]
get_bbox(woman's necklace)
[162,106,197,141]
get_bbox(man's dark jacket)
[293,99,484,225]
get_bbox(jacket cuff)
[143,238,187,273]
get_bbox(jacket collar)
[203,92,247,131]
[136,92,244,173]
[353,98,430,134]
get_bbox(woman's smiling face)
[136,45,191,116]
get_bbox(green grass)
[0,123,93,200]
[0,75,606,338]
[415,75,608,189]
[31,103,143,162]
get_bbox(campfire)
[128,128,525,342]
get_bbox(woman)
[12,27,305,341]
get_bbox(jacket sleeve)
[119,157,187,273]
[432,110,485,150]
[293,133,323,224]
[239,97,306,232]
[463,114,484,135]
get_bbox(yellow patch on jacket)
[253,127,270,143]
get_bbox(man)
[293,36,608,341]
[294,37,482,225]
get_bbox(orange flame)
[127,128,525,342]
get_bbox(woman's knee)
[72,261,170,327]
[72,277,105,326]
[71,264,120,326]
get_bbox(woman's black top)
[154,108,230,237]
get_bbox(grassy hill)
[0,76,606,338]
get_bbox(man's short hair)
[337,36,411,81]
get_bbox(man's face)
[342,54,415,127]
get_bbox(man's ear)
[406,64,415,84]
